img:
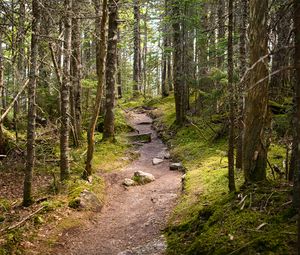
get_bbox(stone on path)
[152,158,164,165]
[164,152,171,159]
[170,162,184,171]
[134,171,155,184]
[123,178,136,187]
[156,150,171,160]
[69,189,103,212]
[117,237,166,255]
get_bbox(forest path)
[52,110,182,255]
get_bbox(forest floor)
[49,110,182,255]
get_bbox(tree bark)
[228,0,236,192]
[23,0,40,206]
[84,0,108,179]
[236,0,248,170]
[71,0,82,144]
[0,31,4,155]
[103,0,119,141]
[243,0,269,183]
[294,1,300,253]
[217,0,225,68]
[117,29,122,98]
[161,0,169,98]
[172,0,185,126]
[293,0,300,199]
[60,0,72,181]
[133,0,141,97]
[142,4,148,96]
[270,0,291,102]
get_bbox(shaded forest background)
[0,0,300,254]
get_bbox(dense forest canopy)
[0,0,300,254]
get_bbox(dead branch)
[267,159,276,179]
[0,79,29,123]
[0,206,45,233]
[246,66,294,93]
[49,43,63,87]
[187,120,208,141]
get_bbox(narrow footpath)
[52,110,182,255]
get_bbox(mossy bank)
[147,96,297,255]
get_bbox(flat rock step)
[170,162,184,171]
[127,133,152,143]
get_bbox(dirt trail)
[52,111,182,255]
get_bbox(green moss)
[41,200,64,212]
[68,198,81,209]
[67,175,105,201]
[1,229,24,255]
[120,96,145,109]
[149,95,296,255]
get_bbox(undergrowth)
[147,96,297,255]
[0,106,134,254]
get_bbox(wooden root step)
[127,132,152,143]
[137,121,153,125]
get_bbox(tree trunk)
[217,0,225,68]
[228,0,236,192]
[0,31,4,155]
[60,0,72,181]
[142,5,148,96]
[161,47,169,97]
[270,0,291,102]
[167,41,173,92]
[117,29,122,98]
[83,28,92,76]
[13,0,26,143]
[84,0,108,179]
[103,0,119,141]
[172,0,185,126]
[236,0,248,170]
[71,0,82,144]
[243,0,269,183]
[293,0,300,201]
[133,0,141,97]
[294,1,300,253]
[23,0,40,206]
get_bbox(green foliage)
[272,114,290,138]
[82,78,97,89]
[41,200,64,212]
[68,198,81,209]
[67,175,104,200]
[210,67,227,82]
[0,229,24,255]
